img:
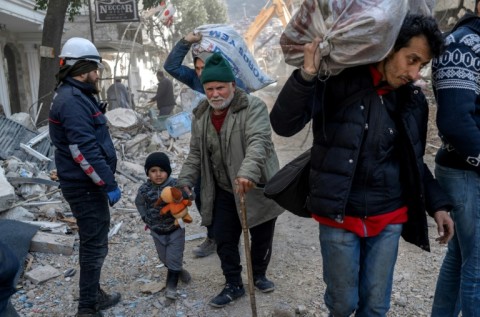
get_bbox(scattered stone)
[24,265,61,284]
[63,268,76,278]
[140,281,165,294]
[296,305,307,315]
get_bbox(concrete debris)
[119,160,146,179]
[19,184,45,200]
[140,281,166,294]
[7,177,59,187]
[105,108,141,133]
[108,221,124,239]
[24,264,61,285]
[0,189,62,213]
[0,206,35,221]
[124,133,150,153]
[29,231,76,255]
[0,165,16,211]
[9,112,36,131]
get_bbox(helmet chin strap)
[65,57,103,69]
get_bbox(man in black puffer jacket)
[271,14,454,317]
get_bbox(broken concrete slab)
[24,264,61,285]
[124,133,150,153]
[19,183,46,199]
[119,161,146,178]
[0,206,35,221]
[7,177,59,187]
[30,231,75,255]
[0,188,62,213]
[105,108,140,133]
[9,112,36,131]
[0,165,16,212]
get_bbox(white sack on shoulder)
[192,24,276,92]
[280,0,433,76]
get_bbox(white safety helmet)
[59,37,104,69]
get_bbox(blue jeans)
[319,223,402,317]
[62,188,110,312]
[431,165,480,317]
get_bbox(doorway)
[3,44,22,114]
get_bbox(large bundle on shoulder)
[280,0,435,76]
[192,24,276,92]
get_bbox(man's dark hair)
[393,14,444,58]
[156,70,164,77]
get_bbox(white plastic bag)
[280,0,434,76]
[192,24,275,92]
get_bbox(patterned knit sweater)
[432,15,480,173]
[135,177,178,235]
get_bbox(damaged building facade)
[0,0,167,120]
[0,0,45,118]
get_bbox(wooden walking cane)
[239,193,258,317]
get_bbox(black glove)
[99,102,108,114]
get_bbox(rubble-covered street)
[0,0,474,315]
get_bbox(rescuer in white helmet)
[55,37,104,93]
[49,37,122,317]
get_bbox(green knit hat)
[200,52,235,84]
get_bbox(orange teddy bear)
[154,186,192,228]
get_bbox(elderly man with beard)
[164,31,250,258]
[177,53,284,308]
[49,37,121,317]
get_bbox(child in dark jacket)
[135,152,191,300]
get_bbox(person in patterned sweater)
[431,2,480,316]
[135,152,191,300]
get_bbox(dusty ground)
[10,83,449,317]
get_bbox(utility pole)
[88,0,95,43]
